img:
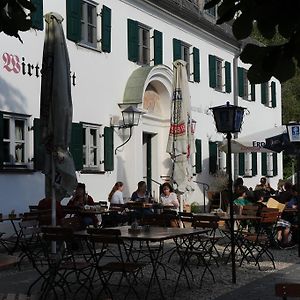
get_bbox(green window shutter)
[261,82,268,105]
[104,127,114,171]
[33,118,45,171]
[209,141,217,174]
[273,153,278,176]
[261,153,268,176]
[193,47,200,83]
[0,112,3,167]
[225,61,231,93]
[238,153,245,176]
[252,152,257,176]
[31,0,43,30]
[128,19,139,62]
[70,122,83,171]
[173,38,181,61]
[154,30,163,65]
[271,81,276,108]
[195,139,202,173]
[238,67,244,97]
[66,0,81,43]
[208,55,216,88]
[251,84,256,101]
[101,5,111,53]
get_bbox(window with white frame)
[138,24,150,65]
[218,149,226,172]
[3,114,31,167]
[267,153,273,177]
[216,57,223,91]
[81,0,97,48]
[242,71,249,100]
[204,0,217,17]
[82,124,104,171]
[181,42,191,77]
[244,153,252,176]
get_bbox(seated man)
[67,183,98,228]
[38,197,65,226]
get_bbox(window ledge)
[80,169,105,174]
[0,167,35,174]
[77,42,102,53]
[214,88,226,93]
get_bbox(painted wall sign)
[2,52,77,86]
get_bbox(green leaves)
[0,0,36,42]
[232,14,253,40]
[204,0,300,83]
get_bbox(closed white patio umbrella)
[166,60,195,195]
[40,12,77,229]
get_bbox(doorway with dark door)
[143,132,155,195]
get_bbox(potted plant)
[8,210,16,219]
[208,170,229,211]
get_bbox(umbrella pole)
[51,154,57,253]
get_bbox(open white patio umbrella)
[166,60,195,195]
[40,13,77,228]
[219,126,286,153]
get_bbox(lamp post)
[210,101,246,284]
[114,105,144,154]
[286,121,300,257]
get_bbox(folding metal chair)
[240,209,280,270]
[87,228,146,299]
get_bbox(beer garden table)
[75,225,208,299]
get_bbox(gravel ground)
[0,240,298,299]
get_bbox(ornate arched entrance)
[122,65,173,197]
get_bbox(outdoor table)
[75,226,207,299]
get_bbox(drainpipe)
[233,48,241,180]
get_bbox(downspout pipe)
[233,47,242,180]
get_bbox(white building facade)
[0,0,282,213]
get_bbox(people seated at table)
[233,186,252,207]
[38,197,66,226]
[104,181,129,226]
[130,181,153,219]
[67,183,98,228]
[254,177,275,198]
[131,181,151,202]
[108,181,124,205]
[277,181,294,204]
[276,184,298,249]
[160,182,179,210]
[233,177,244,199]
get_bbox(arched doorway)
[122,65,173,198]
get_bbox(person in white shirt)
[160,182,179,209]
[108,181,124,205]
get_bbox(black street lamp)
[113,105,144,154]
[286,121,300,257]
[210,101,246,284]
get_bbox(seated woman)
[108,181,124,205]
[106,182,128,226]
[232,186,252,215]
[67,183,98,228]
[131,181,151,202]
[160,182,179,210]
[131,181,153,219]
